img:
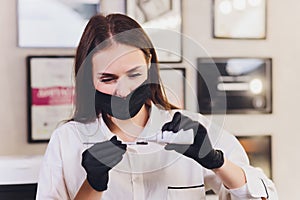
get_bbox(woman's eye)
[100,77,116,83]
[128,73,142,78]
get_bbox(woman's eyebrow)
[97,66,143,76]
[126,66,142,73]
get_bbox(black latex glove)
[81,136,127,191]
[162,112,224,169]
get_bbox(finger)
[93,136,125,150]
[110,136,122,145]
[177,116,192,130]
[90,155,123,170]
[164,144,190,154]
[162,112,182,132]
[85,148,125,166]
[117,143,127,151]
[169,112,185,132]
[161,121,173,132]
[97,152,125,166]
[177,113,201,131]
[86,154,123,170]
[106,155,124,168]
[110,136,127,150]
[88,143,126,158]
[88,139,117,151]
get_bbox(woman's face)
[92,43,149,97]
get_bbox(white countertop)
[0,155,43,184]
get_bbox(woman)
[36,14,278,200]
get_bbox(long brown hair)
[72,13,176,123]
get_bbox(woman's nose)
[113,77,131,98]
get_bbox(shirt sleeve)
[203,125,278,199]
[218,165,278,200]
[36,130,70,200]
[228,165,278,200]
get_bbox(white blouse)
[36,104,278,200]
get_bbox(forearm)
[212,158,246,189]
[74,179,103,200]
[212,159,268,200]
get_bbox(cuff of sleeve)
[239,166,269,198]
[229,184,250,198]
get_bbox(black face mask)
[95,80,152,120]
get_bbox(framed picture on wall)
[18,0,98,47]
[126,0,183,62]
[197,57,272,114]
[206,134,272,197]
[17,0,126,48]
[212,0,267,39]
[160,67,186,108]
[236,135,272,178]
[27,56,75,142]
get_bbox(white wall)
[0,0,75,155]
[182,1,298,198]
[0,0,298,198]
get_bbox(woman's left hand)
[162,112,224,169]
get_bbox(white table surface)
[0,155,43,184]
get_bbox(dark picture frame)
[212,0,267,39]
[206,134,272,197]
[160,67,186,108]
[126,0,183,63]
[236,135,272,179]
[197,57,272,114]
[27,56,75,143]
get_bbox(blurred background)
[0,0,298,198]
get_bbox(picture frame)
[197,57,272,114]
[236,135,272,179]
[206,134,272,197]
[27,56,75,143]
[212,0,267,39]
[126,0,183,63]
[160,67,186,108]
[17,0,104,48]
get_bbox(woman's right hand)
[81,136,127,191]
